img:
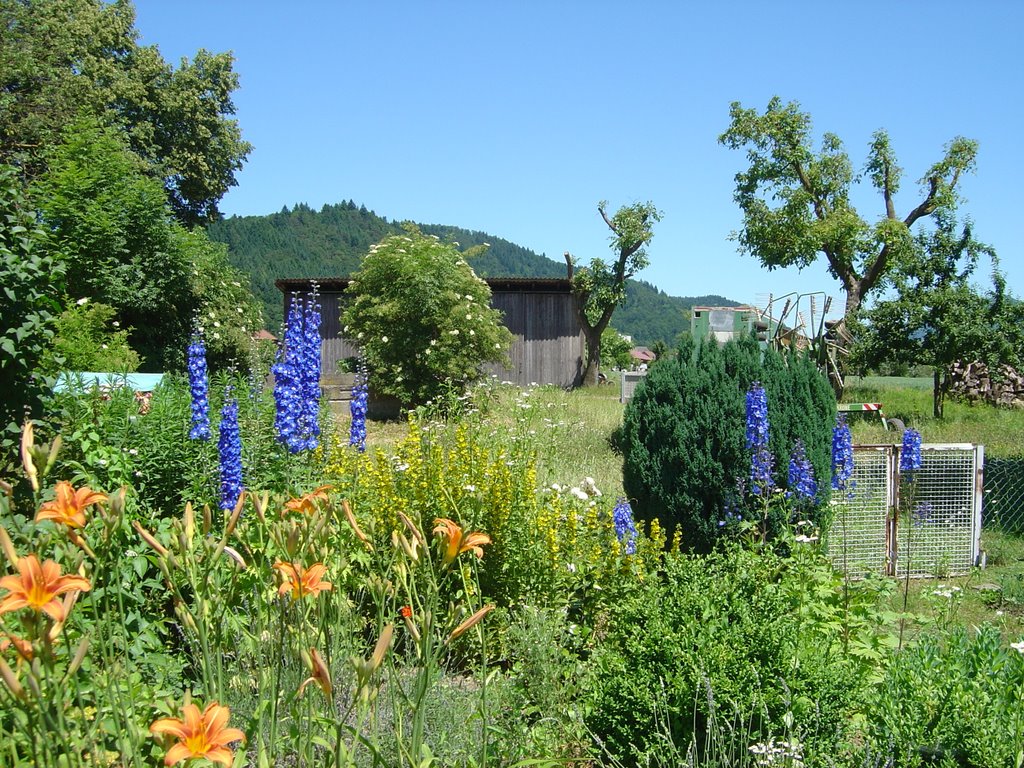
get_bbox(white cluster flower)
[381,335,389,343]
[748,739,803,767]
[570,487,589,502]
[449,329,459,335]
[580,477,602,497]
[1012,640,1024,654]
[931,585,962,599]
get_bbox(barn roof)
[275,277,573,294]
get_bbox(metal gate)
[827,444,983,577]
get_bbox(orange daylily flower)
[36,481,107,529]
[282,485,333,516]
[433,518,492,566]
[0,554,91,621]
[150,701,245,767]
[298,647,333,697]
[272,561,333,599]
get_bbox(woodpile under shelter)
[275,277,585,389]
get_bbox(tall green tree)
[0,165,64,453]
[33,119,262,370]
[719,97,977,347]
[853,215,1015,418]
[0,0,250,226]
[564,201,661,387]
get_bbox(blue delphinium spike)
[831,414,854,497]
[349,362,368,452]
[218,396,243,511]
[745,382,773,495]
[899,428,922,474]
[612,498,638,555]
[187,335,210,441]
[787,439,818,502]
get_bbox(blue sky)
[134,1,1023,315]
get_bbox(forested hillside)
[207,201,739,344]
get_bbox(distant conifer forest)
[207,200,739,345]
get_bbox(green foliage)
[0,165,64,454]
[0,0,250,226]
[208,201,710,346]
[853,214,1012,417]
[342,228,514,408]
[567,201,662,385]
[600,327,633,370]
[584,544,872,765]
[33,118,190,369]
[720,96,978,326]
[621,335,835,552]
[176,227,267,372]
[33,119,263,371]
[43,300,141,373]
[865,626,1024,767]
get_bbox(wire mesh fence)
[826,447,890,577]
[983,456,1024,534]
[826,444,982,577]
[893,446,980,578]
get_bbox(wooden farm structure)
[275,277,585,390]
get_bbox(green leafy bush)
[583,544,872,766]
[865,625,1024,767]
[43,300,141,373]
[341,227,513,409]
[0,165,64,456]
[621,334,835,551]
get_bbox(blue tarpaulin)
[54,372,165,393]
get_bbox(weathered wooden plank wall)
[278,278,584,389]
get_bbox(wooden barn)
[275,277,584,388]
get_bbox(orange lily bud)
[133,521,170,558]
[184,502,195,544]
[343,500,372,548]
[447,604,495,643]
[369,624,394,673]
[0,525,18,567]
[398,512,426,548]
[63,636,90,681]
[224,492,245,540]
[20,420,37,492]
[0,657,24,699]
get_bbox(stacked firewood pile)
[948,361,1024,408]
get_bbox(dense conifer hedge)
[621,334,835,551]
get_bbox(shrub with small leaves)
[342,226,513,409]
[622,334,835,551]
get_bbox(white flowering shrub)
[342,227,512,408]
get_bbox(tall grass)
[845,376,1024,456]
